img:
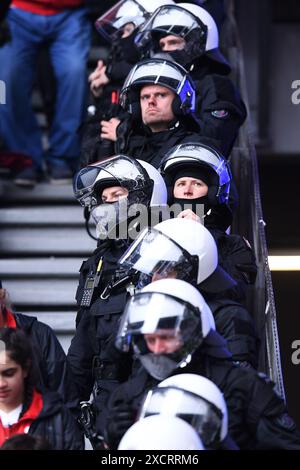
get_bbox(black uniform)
[209,228,257,302]
[104,339,300,450]
[193,71,247,157]
[80,32,141,167]
[67,240,134,427]
[115,118,220,169]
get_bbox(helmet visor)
[118,227,198,282]
[116,291,202,353]
[135,5,200,48]
[140,386,222,447]
[160,143,231,200]
[95,0,146,41]
[73,156,147,207]
[121,59,195,113]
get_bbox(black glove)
[0,20,11,47]
[105,399,135,449]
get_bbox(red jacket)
[12,0,84,15]
[0,390,43,446]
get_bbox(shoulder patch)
[211,109,229,119]
[275,413,296,431]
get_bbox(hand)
[100,118,120,142]
[106,400,135,449]
[89,61,110,97]
[177,209,201,222]
[88,60,105,82]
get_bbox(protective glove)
[105,399,136,449]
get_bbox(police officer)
[67,155,168,434]
[81,0,175,166]
[110,56,221,169]
[159,141,257,302]
[119,217,258,367]
[134,2,247,156]
[104,279,300,450]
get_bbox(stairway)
[0,180,96,352]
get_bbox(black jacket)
[104,347,300,450]
[115,119,218,169]
[29,390,84,450]
[193,72,247,157]
[14,313,78,413]
[67,240,133,418]
[209,228,257,302]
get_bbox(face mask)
[173,196,210,221]
[91,198,129,240]
[139,353,179,381]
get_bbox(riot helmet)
[160,142,231,206]
[135,2,230,72]
[95,0,176,42]
[118,218,236,291]
[116,278,215,380]
[120,58,196,120]
[139,374,228,449]
[118,415,204,450]
[73,155,167,239]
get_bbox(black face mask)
[172,196,211,219]
[118,34,141,63]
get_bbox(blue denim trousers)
[0,7,91,170]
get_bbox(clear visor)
[116,290,201,358]
[135,5,200,48]
[122,291,197,335]
[95,0,146,41]
[139,386,222,446]
[161,144,231,187]
[73,156,146,206]
[119,227,197,280]
[122,59,185,94]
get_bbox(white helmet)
[139,373,228,449]
[73,155,167,209]
[116,278,215,380]
[95,0,176,41]
[120,57,196,117]
[118,415,205,450]
[119,218,236,291]
[73,155,167,240]
[135,2,229,72]
[160,142,231,206]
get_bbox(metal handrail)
[225,0,286,400]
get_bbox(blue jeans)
[0,7,91,171]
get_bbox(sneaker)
[14,167,38,187]
[49,165,73,184]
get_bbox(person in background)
[0,328,83,449]
[0,0,91,187]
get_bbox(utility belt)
[92,356,120,382]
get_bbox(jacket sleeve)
[67,311,95,403]
[195,74,247,157]
[61,407,85,450]
[33,322,80,414]
[250,374,300,449]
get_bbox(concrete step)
[5,278,78,306]
[0,206,89,226]
[0,180,76,203]
[0,227,96,255]
[0,257,83,278]
[23,311,76,334]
